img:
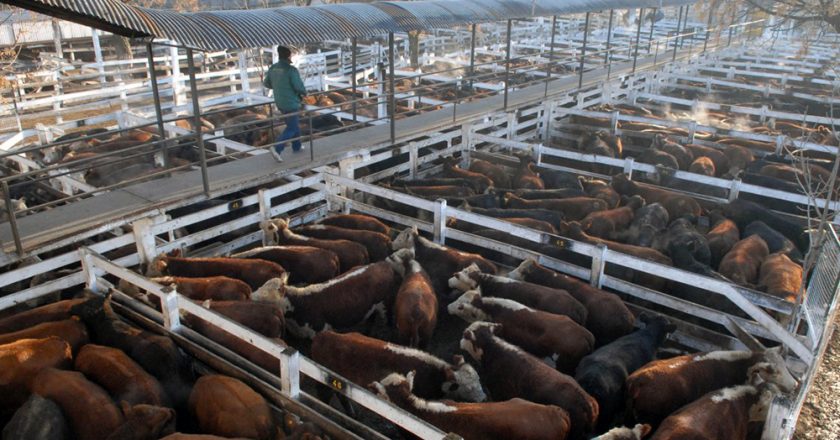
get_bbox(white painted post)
[161,285,181,331]
[132,217,158,268]
[409,142,419,179]
[239,50,251,101]
[258,189,272,246]
[610,111,620,135]
[507,111,517,141]
[280,348,301,398]
[79,248,100,293]
[433,198,448,244]
[534,143,544,165]
[623,157,635,179]
[461,122,473,168]
[729,178,742,202]
[171,46,184,106]
[590,244,608,288]
[91,28,106,86]
[542,101,556,141]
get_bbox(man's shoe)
[293,146,306,153]
[270,148,283,162]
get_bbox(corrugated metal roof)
[3,0,697,51]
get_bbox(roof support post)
[703,7,713,53]
[146,42,170,169]
[2,181,23,257]
[171,46,184,107]
[388,32,396,145]
[91,28,106,86]
[578,12,590,90]
[632,8,645,74]
[186,48,211,197]
[544,15,557,97]
[682,4,692,49]
[469,24,477,92]
[647,9,656,53]
[503,19,513,110]
[675,6,684,52]
[351,38,357,124]
[606,10,614,81]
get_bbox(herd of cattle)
[43,208,795,440]
[0,294,326,440]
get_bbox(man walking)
[264,46,307,162]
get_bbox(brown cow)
[684,144,730,176]
[232,245,340,284]
[0,337,72,410]
[182,313,287,373]
[189,375,274,440]
[460,322,599,440]
[262,219,369,272]
[147,254,286,291]
[610,173,701,219]
[449,264,587,325]
[513,154,545,190]
[689,156,716,176]
[505,194,608,221]
[317,213,391,236]
[449,217,558,234]
[294,224,392,261]
[75,344,170,407]
[718,235,769,286]
[200,300,285,338]
[448,288,594,373]
[370,372,571,440]
[758,253,803,302]
[252,261,399,338]
[106,403,176,440]
[649,384,777,440]
[722,144,754,174]
[0,298,87,333]
[580,178,621,208]
[161,435,250,440]
[442,157,496,193]
[150,276,250,301]
[404,184,476,199]
[310,330,486,402]
[706,215,740,268]
[388,249,438,348]
[566,222,672,266]
[580,195,643,239]
[2,394,69,440]
[0,318,88,354]
[392,226,497,297]
[32,368,125,440]
[469,159,511,188]
[507,259,635,345]
[626,347,797,423]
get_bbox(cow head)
[591,423,652,440]
[145,254,169,277]
[260,218,290,245]
[385,248,415,277]
[749,347,798,393]
[251,275,292,313]
[506,258,536,281]
[460,321,500,363]
[447,289,489,322]
[749,382,782,422]
[391,226,419,251]
[441,355,486,402]
[447,263,481,292]
[368,371,414,403]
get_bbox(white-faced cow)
[507,259,634,345]
[460,322,599,440]
[370,371,571,440]
[387,248,438,348]
[232,245,340,284]
[449,264,587,325]
[310,330,486,402]
[448,288,594,373]
[251,261,399,338]
[261,219,368,273]
[592,424,652,440]
[626,347,798,423]
[392,226,497,297]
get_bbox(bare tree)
[742,0,840,32]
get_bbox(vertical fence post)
[503,19,513,110]
[469,24,477,92]
[544,15,558,97]
[647,9,656,53]
[238,49,251,101]
[388,33,397,145]
[91,28,106,86]
[632,8,645,74]
[258,189,272,246]
[460,122,473,168]
[578,12,590,90]
[703,12,713,53]
[146,42,170,168]
[280,348,301,398]
[132,217,158,268]
[2,181,23,256]
[186,48,211,197]
[675,5,685,52]
[79,248,99,293]
[351,38,358,124]
[606,10,614,81]
[409,142,419,179]
[590,244,608,288]
[161,286,181,331]
[433,198,448,244]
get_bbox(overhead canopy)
[3,0,696,51]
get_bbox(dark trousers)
[275,109,302,153]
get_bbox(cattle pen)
[0,0,838,439]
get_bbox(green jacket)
[264,59,307,112]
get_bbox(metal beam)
[388,32,396,145]
[503,19,513,110]
[351,38,358,123]
[469,24,477,91]
[146,42,169,168]
[186,48,211,197]
[544,16,558,97]
[632,8,645,74]
[579,12,591,90]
